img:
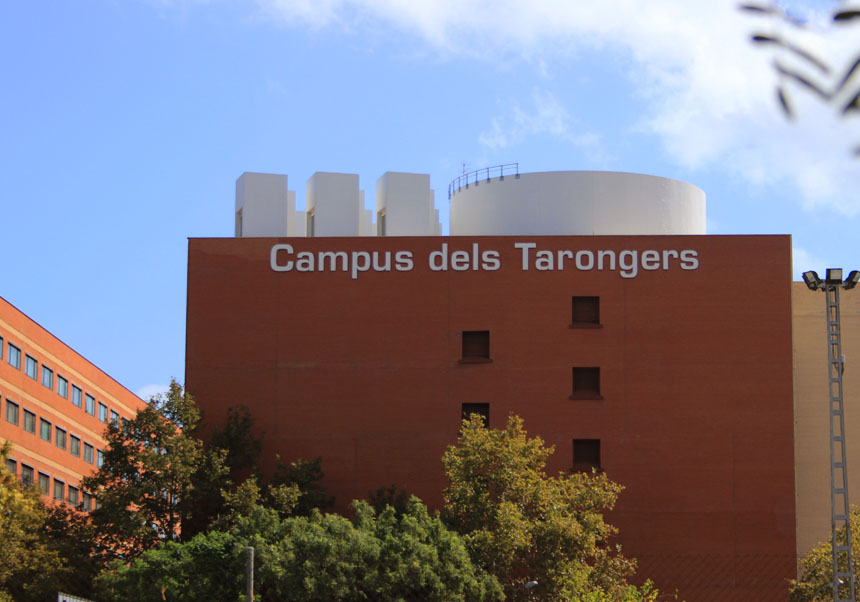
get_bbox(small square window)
[53,479,64,501]
[21,464,33,486]
[70,435,81,457]
[571,296,600,327]
[25,355,38,380]
[82,492,93,512]
[38,472,49,495]
[98,403,108,423]
[68,486,79,506]
[97,449,104,468]
[110,410,119,426]
[5,458,16,475]
[571,367,602,400]
[573,439,601,472]
[83,443,94,464]
[55,427,66,450]
[461,403,489,426]
[40,418,52,442]
[41,366,54,390]
[8,343,21,369]
[0,335,3,360]
[72,385,82,408]
[85,394,95,416]
[23,410,36,434]
[461,331,491,362]
[57,376,68,399]
[5,399,19,426]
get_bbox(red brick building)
[186,231,795,601]
[0,296,146,507]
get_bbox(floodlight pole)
[805,268,858,602]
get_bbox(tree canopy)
[442,414,658,602]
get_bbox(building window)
[8,343,21,369]
[572,439,601,472]
[70,435,81,457]
[53,479,64,501]
[23,409,36,434]
[21,464,33,486]
[461,402,490,426]
[57,375,68,399]
[5,458,16,476]
[97,449,104,468]
[0,335,3,360]
[110,410,119,426]
[38,472,49,495]
[68,486,79,506]
[40,418,52,442]
[5,399,19,426]
[83,443,94,464]
[85,394,95,415]
[72,385,82,408]
[571,296,600,327]
[571,367,602,400]
[25,355,38,380]
[55,427,66,450]
[461,330,491,362]
[82,492,93,512]
[98,402,108,423]
[41,366,54,390]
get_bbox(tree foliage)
[442,415,658,602]
[270,455,335,516]
[95,497,502,602]
[742,0,860,155]
[790,506,860,601]
[82,380,214,560]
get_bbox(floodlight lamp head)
[803,271,821,291]
[826,268,844,284]
[844,270,860,290]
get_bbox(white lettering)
[680,250,699,270]
[536,250,554,271]
[270,244,294,272]
[597,250,616,270]
[351,252,371,279]
[451,250,470,271]
[575,250,594,271]
[641,250,660,271]
[430,244,448,271]
[482,250,500,271]
[619,250,638,279]
[395,251,414,271]
[515,242,537,270]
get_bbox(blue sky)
[1,0,858,398]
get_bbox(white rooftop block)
[306,172,363,237]
[375,172,441,236]
[235,172,302,238]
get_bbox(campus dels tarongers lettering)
[270,242,699,280]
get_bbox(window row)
[4,457,94,510]
[1,334,125,424]
[4,397,104,466]
[459,403,601,471]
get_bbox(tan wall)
[793,283,860,560]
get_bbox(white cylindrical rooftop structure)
[449,170,705,236]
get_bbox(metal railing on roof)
[448,163,519,199]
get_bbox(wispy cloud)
[478,90,608,162]
[135,383,171,401]
[793,245,829,281]
[253,0,859,214]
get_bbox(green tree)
[270,455,334,516]
[95,497,501,602]
[790,506,860,601]
[0,441,67,602]
[82,380,217,560]
[442,415,659,602]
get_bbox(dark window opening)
[571,296,600,327]
[573,439,601,472]
[571,367,601,399]
[461,403,490,426]
[461,331,490,362]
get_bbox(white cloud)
[254,0,860,214]
[135,383,171,401]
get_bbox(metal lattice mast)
[826,283,856,602]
